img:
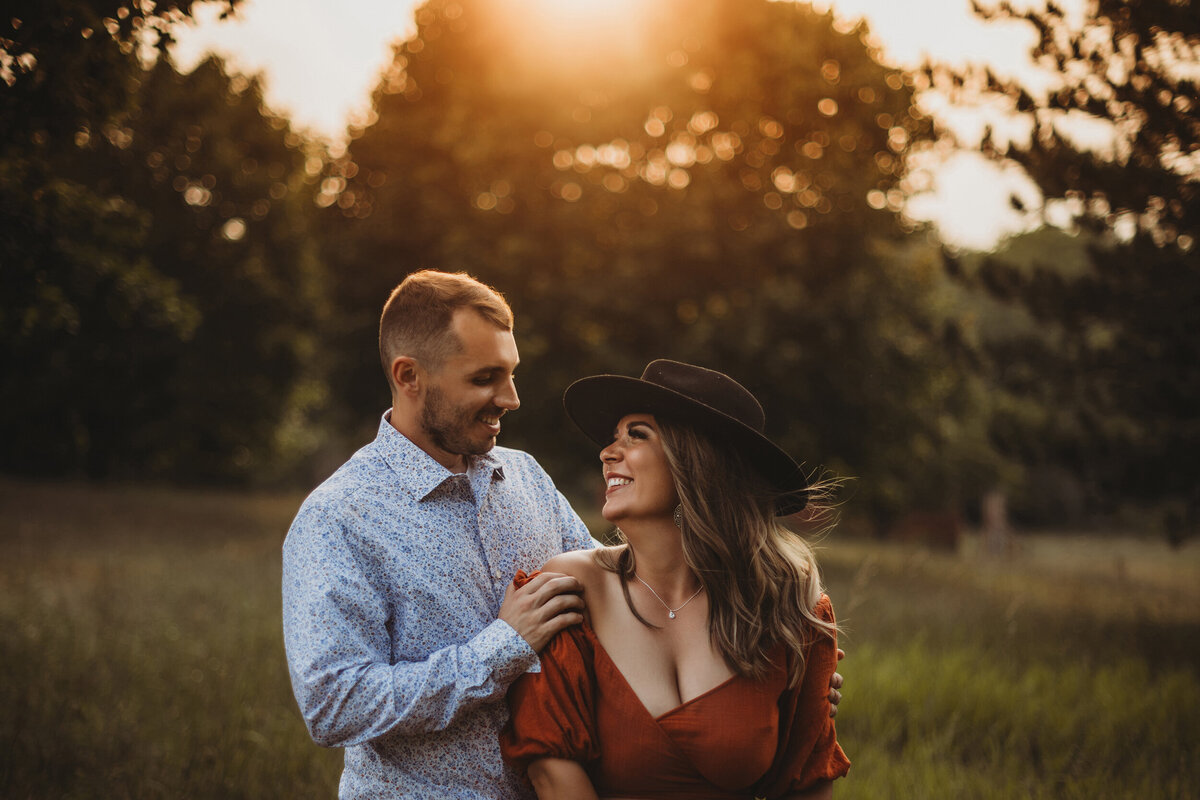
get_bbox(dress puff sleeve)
[499,571,601,777]
[754,594,851,798]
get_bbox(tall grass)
[0,481,340,799]
[1,479,1197,798]
[819,540,1200,799]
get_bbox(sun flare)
[484,0,682,83]
[525,0,644,22]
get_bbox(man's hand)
[828,648,844,718]
[499,571,585,652]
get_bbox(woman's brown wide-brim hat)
[562,359,809,514]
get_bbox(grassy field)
[1,479,1197,799]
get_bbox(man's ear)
[390,356,422,398]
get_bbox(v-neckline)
[580,622,741,722]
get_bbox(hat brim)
[563,374,809,515]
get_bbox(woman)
[500,360,849,799]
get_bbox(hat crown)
[641,360,766,432]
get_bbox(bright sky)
[171,0,1083,251]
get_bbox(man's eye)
[473,377,492,386]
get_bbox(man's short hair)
[379,270,514,388]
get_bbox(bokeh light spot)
[688,111,719,135]
[676,300,699,324]
[759,117,783,138]
[666,138,696,167]
[221,218,246,241]
[183,185,211,206]
[689,70,713,93]
[772,166,797,193]
[602,173,627,193]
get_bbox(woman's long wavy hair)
[596,417,839,687]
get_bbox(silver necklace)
[633,574,704,619]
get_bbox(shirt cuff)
[479,618,541,681]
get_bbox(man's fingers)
[514,601,585,652]
[520,571,577,589]
[836,648,845,662]
[537,591,585,618]
[543,610,585,637]
[534,574,583,599]
[830,671,844,690]
[519,572,583,604]
[827,685,842,719]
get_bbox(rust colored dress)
[500,575,850,799]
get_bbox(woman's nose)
[600,442,619,462]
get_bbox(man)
[283,270,841,798]
[283,270,591,798]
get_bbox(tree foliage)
[326,0,1000,519]
[939,0,1199,534]
[0,2,326,481]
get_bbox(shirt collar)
[375,410,504,501]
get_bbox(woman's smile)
[599,414,678,522]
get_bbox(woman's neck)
[618,519,701,598]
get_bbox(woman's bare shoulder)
[542,546,624,588]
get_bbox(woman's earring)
[673,505,683,530]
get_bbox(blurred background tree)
[323,0,1003,522]
[1,1,327,482]
[7,0,1193,540]
[933,0,1198,539]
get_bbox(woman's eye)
[629,428,647,440]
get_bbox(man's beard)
[420,383,500,458]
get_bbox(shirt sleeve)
[499,622,600,776]
[282,498,538,748]
[555,487,597,554]
[755,594,851,797]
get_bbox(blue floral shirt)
[282,413,595,799]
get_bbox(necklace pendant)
[668,610,676,619]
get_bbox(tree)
[1,2,230,475]
[1,2,326,482]
[323,0,1002,522]
[82,57,328,481]
[935,0,1199,538]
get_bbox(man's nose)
[495,377,520,411]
